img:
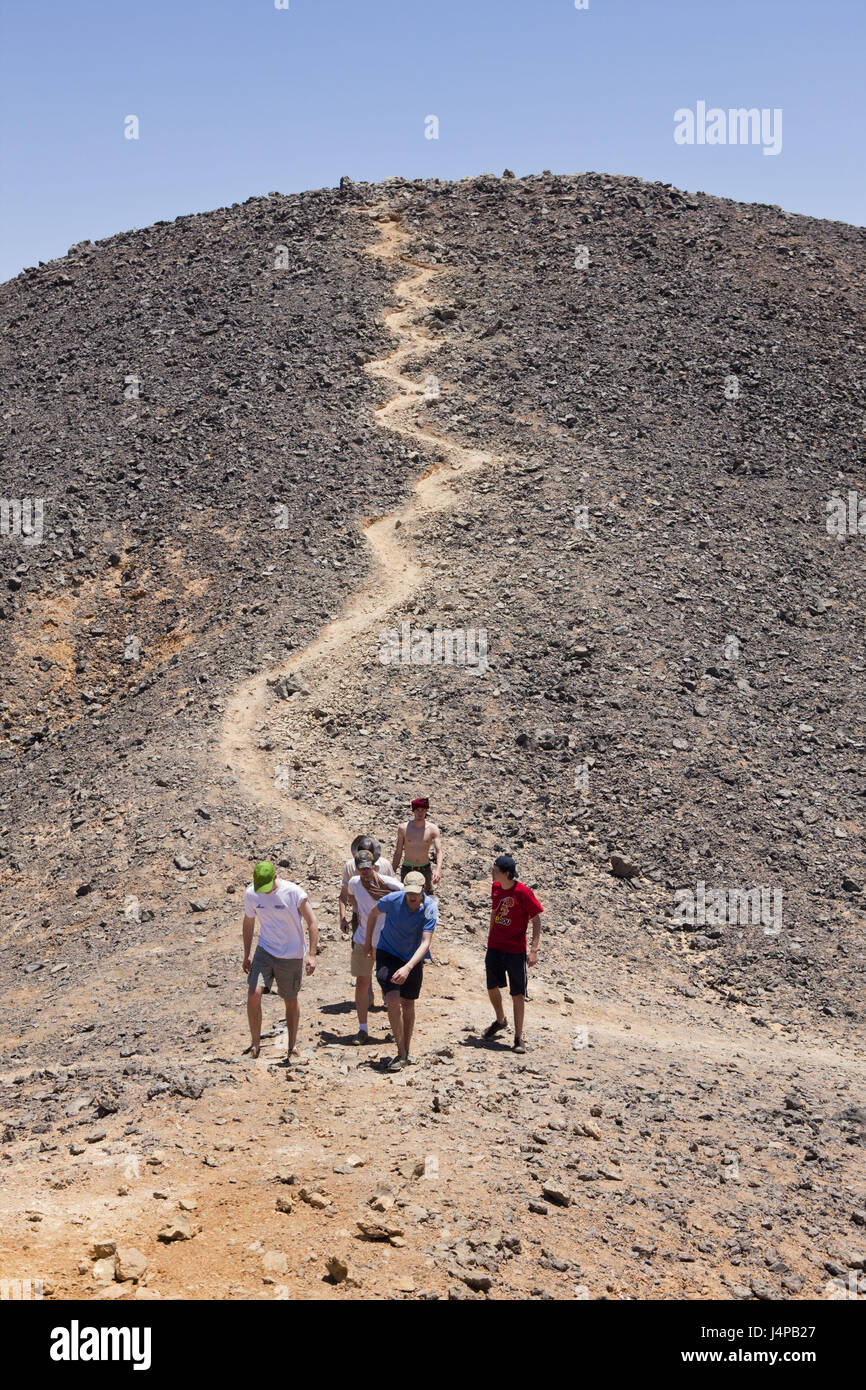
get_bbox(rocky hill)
[0,172,863,1302]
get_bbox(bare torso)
[402,818,439,865]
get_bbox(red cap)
[411,796,429,809]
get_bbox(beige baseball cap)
[403,871,426,894]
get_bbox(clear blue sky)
[1,0,863,281]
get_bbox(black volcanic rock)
[0,168,863,1157]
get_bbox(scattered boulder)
[92,1258,115,1285]
[157,1214,194,1243]
[114,1248,147,1282]
[356,1220,404,1242]
[326,1255,349,1283]
[541,1181,572,1208]
[89,1240,116,1259]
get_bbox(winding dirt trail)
[3,208,862,1308]
[217,206,864,1078]
[219,206,492,855]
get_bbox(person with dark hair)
[483,854,543,1054]
[392,796,442,894]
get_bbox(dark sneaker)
[387,1056,406,1072]
[512,1038,526,1054]
[357,1029,371,1044]
[483,1018,508,1040]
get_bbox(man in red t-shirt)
[484,854,543,1054]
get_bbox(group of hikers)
[241,795,544,1072]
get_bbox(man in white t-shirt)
[346,849,402,1043]
[242,860,318,1062]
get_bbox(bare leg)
[512,994,525,1039]
[355,977,371,1027]
[284,997,299,1054]
[487,986,506,1024]
[385,991,406,1058]
[247,986,264,1056]
[401,1000,416,1056]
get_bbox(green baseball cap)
[253,860,276,892]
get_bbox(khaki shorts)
[350,942,375,978]
[248,945,303,1000]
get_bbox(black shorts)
[376,948,424,1001]
[485,947,528,997]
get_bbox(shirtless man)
[392,796,443,894]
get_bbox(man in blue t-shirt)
[365,872,438,1072]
